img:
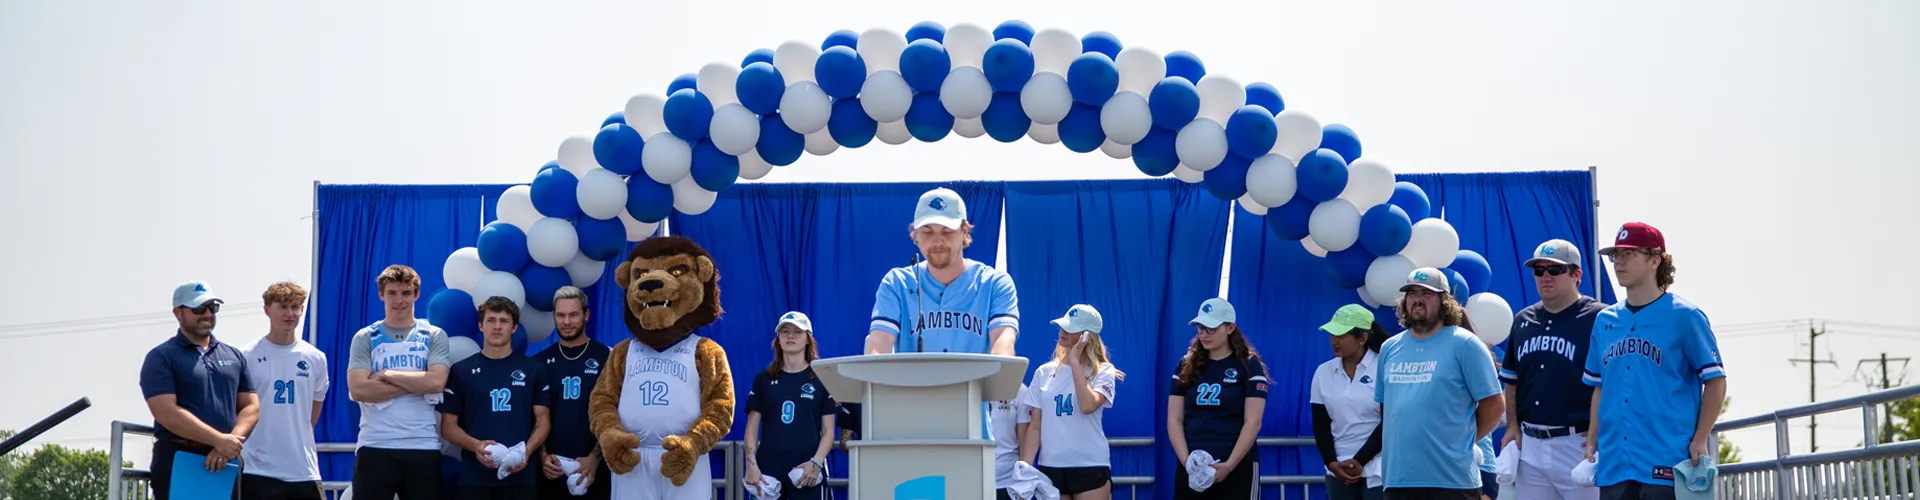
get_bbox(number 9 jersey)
[1172,354,1269,457]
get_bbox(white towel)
[1185,450,1220,492]
[1495,442,1519,485]
[1571,453,1599,487]
[482,442,528,480]
[554,457,590,496]
[1007,461,1059,500]
[744,474,781,499]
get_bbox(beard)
[557,326,584,341]
[1400,302,1446,332]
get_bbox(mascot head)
[615,235,722,350]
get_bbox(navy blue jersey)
[440,354,550,486]
[1171,354,1270,456]
[1500,296,1607,427]
[533,340,611,459]
[746,369,838,465]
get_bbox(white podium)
[813,353,1029,500]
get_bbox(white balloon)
[624,93,669,138]
[1308,199,1363,252]
[1029,28,1081,75]
[496,185,541,230]
[697,62,740,107]
[940,67,993,119]
[1027,122,1060,144]
[564,252,605,288]
[857,28,907,74]
[859,70,913,122]
[618,211,659,242]
[1114,48,1165,96]
[1237,194,1268,216]
[1195,75,1246,124]
[557,136,599,175]
[876,120,912,145]
[671,177,717,215]
[774,41,820,84]
[575,168,628,220]
[471,271,526,310]
[708,103,760,156]
[526,218,580,268]
[1020,72,1072,125]
[1271,110,1324,162]
[443,247,487,292]
[521,309,555,342]
[1099,91,1152,145]
[803,130,839,156]
[1403,218,1462,268]
[1302,237,1329,257]
[1172,164,1205,183]
[1365,254,1417,306]
[953,117,986,138]
[1358,287,1382,308]
[1100,139,1131,159]
[1340,158,1396,211]
[1465,293,1516,345]
[447,335,481,364]
[1175,118,1229,171]
[778,82,833,134]
[641,133,692,184]
[738,149,774,180]
[943,23,993,68]
[1245,154,1299,207]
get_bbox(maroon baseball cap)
[1598,222,1665,256]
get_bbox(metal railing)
[1711,383,1920,499]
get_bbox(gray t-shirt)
[348,319,451,450]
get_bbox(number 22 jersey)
[1173,354,1269,457]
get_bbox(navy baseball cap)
[171,281,223,309]
[1524,239,1583,269]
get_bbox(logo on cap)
[1540,244,1557,256]
[1618,229,1629,240]
[1202,304,1213,313]
[1069,309,1079,318]
[1414,271,1430,281]
[194,283,207,292]
[784,312,797,320]
[928,197,946,211]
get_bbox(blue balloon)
[1164,51,1206,83]
[1066,53,1120,106]
[905,93,953,142]
[538,160,559,174]
[981,92,1030,143]
[756,113,806,166]
[574,216,626,262]
[689,140,739,192]
[1297,148,1350,202]
[625,175,674,223]
[593,123,645,176]
[1225,105,1278,158]
[1080,31,1122,59]
[736,62,787,115]
[519,265,572,312]
[663,89,714,141]
[425,289,478,339]
[983,39,1035,93]
[529,168,580,220]
[822,29,860,50]
[1149,77,1201,130]
[1439,268,1470,300]
[1244,82,1284,114]
[477,222,531,273]
[1389,182,1432,221]
[1131,127,1180,176]
[828,97,878,147]
[1203,153,1253,200]
[1450,250,1492,294]
[1322,124,1362,162]
[993,20,1035,44]
[742,48,776,68]
[905,21,946,43]
[1057,104,1105,153]
[602,112,626,127]
[1266,193,1316,241]
[899,39,951,92]
[667,73,698,95]
[815,46,867,99]
[1325,247,1374,290]
[1359,204,1413,256]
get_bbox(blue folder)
[170,451,239,499]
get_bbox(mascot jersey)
[350,320,450,451]
[869,259,1020,354]
[613,334,711,499]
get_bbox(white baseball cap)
[171,280,223,309]
[776,311,813,332]
[910,188,967,230]
[1524,239,1583,269]
[1050,304,1104,334]
[1189,298,1237,328]
[1401,267,1451,294]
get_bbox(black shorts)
[1600,481,1677,500]
[457,485,537,500]
[1035,465,1110,495]
[535,465,611,500]
[352,447,443,500]
[1479,471,1499,497]
[1383,487,1480,500]
[996,488,1014,500]
[240,474,322,500]
[1174,459,1256,499]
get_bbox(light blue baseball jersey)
[1583,292,1725,488]
[1374,326,1504,490]
[869,258,1020,353]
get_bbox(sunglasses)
[186,303,220,315]
[1531,265,1572,277]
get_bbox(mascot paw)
[599,431,642,474]
[659,435,698,486]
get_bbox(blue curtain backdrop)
[1002,179,1230,500]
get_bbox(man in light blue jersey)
[1374,268,1505,500]
[347,265,453,500]
[865,187,1020,356]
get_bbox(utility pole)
[1856,352,1913,442]
[1787,320,1835,452]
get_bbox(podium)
[813,353,1028,500]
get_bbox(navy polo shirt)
[1499,296,1607,427]
[139,331,256,445]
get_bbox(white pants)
[1517,425,1599,500]
[611,445,712,500]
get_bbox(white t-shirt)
[990,384,1033,488]
[241,336,330,482]
[1016,361,1117,468]
[1309,350,1383,487]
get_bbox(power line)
[1787,319,1836,452]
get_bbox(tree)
[0,429,20,500]
[1715,396,1742,464]
[1880,395,1920,443]
[8,444,112,500]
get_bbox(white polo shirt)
[1309,350,1383,487]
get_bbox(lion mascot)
[587,235,734,499]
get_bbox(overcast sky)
[2,0,1916,467]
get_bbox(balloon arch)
[428,20,1517,346]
